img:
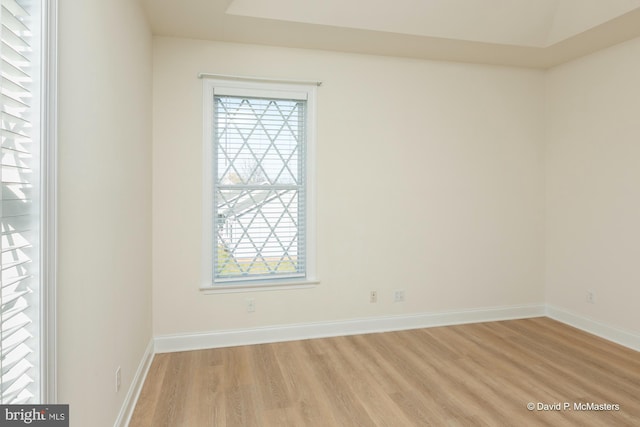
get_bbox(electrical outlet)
[115,367,121,393]
[370,290,378,303]
[394,290,405,303]
[247,298,256,313]
[586,291,595,304]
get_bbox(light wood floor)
[129,317,640,426]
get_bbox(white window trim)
[200,76,318,292]
[41,0,58,403]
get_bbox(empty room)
[3,0,639,426]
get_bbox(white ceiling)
[142,0,640,68]
[227,0,640,48]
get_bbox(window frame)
[201,77,318,293]
[41,0,58,404]
[0,0,57,404]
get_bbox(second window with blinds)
[202,78,318,291]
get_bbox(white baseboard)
[154,303,546,353]
[116,304,638,425]
[114,339,155,427]
[546,305,640,352]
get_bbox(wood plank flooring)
[129,317,640,426]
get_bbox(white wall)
[545,37,640,334]
[58,0,152,425]
[152,37,545,337]
[51,3,640,421]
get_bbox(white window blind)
[1,0,43,404]
[213,91,307,283]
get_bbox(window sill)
[200,279,320,294]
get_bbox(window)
[1,0,56,403]
[202,77,317,289]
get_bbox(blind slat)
[1,0,41,404]
[1,57,31,80]
[1,5,30,34]
[1,0,30,21]
[0,328,30,360]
